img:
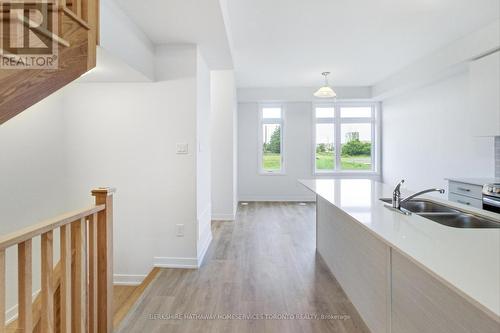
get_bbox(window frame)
[258,103,285,175]
[312,102,380,176]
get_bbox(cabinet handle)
[457,187,471,192]
[457,200,470,205]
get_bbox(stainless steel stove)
[482,184,500,213]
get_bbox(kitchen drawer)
[448,181,482,200]
[448,193,482,209]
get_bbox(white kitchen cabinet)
[448,180,483,209]
[469,51,500,136]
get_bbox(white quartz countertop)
[299,179,500,319]
[446,177,500,186]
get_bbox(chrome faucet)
[392,179,405,209]
[392,179,445,210]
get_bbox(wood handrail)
[0,187,114,333]
[0,205,104,250]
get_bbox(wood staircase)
[0,0,98,125]
[0,188,114,333]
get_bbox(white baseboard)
[238,195,316,202]
[197,229,213,266]
[197,204,213,265]
[153,206,213,270]
[211,213,236,221]
[153,256,198,269]
[114,274,146,286]
[153,237,213,270]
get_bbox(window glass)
[314,104,376,173]
[262,123,281,171]
[316,107,334,118]
[340,106,372,118]
[340,123,372,171]
[262,107,282,119]
[315,124,335,171]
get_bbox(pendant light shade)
[313,72,337,98]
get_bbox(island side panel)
[316,196,390,333]
[391,250,500,333]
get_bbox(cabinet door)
[391,251,500,333]
[469,51,500,136]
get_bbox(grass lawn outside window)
[314,152,372,171]
[262,153,281,171]
[262,152,372,171]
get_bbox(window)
[259,105,284,173]
[314,103,377,173]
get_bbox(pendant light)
[313,72,337,98]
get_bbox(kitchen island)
[300,179,500,333]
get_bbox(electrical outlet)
[176,224,184,237]
[176,143,188,154]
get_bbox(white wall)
[0,45,216,295]
[100,0,156,80]
[0,91,68,320]
[195,51,213,262]
[237,87,380,201]
[382,70,495,194]
[238,102,317,201]
[210,70,238,220]
[63,46,211,282]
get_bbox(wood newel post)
[91,187,115,333]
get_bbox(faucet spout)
[391,179,445,212]
[401,188,445,204]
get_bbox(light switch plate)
[175,224,184,237]
[176,143,188,154]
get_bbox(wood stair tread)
[113,268,162,331]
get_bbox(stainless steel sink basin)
[380,198,460,214]
[418,213,500,229]
[380,198,500,228]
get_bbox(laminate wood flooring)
[118,202,370,333]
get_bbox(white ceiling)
[115,0,233,70]
[225,0,500,87]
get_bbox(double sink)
[380,198,500,228]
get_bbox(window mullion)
[262,119,281,125]
[334,105,341,171]
[340,117,374,124]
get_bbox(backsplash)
[496,137,500,177]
